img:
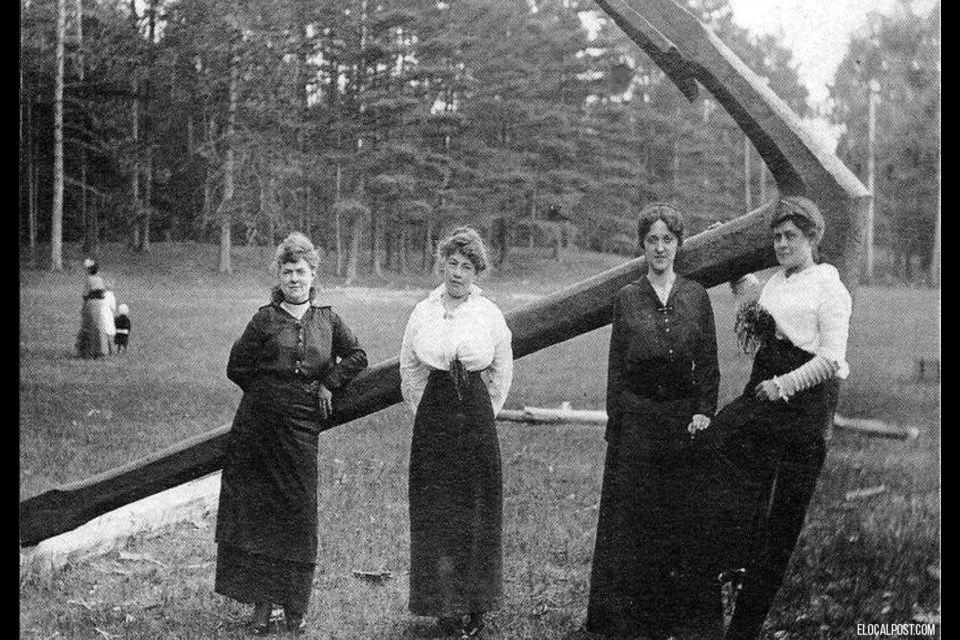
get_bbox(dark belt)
[254,374,323,399]
[623,358,695,401]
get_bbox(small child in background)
[114,303,131,354]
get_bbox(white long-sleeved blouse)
[399,284,513,416]
[739,263,852,379]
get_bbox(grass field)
[19,243,940,639]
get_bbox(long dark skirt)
[75,298,111,358]
[586,396,727,639]
[215,544,315,611]
[712,340,840,639]
[215,379,322,612]
[408,369,503,617]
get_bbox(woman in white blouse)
[713,195,853,640]
[400,227,513,639]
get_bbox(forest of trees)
[831,0,940,282]
[19,0,938,283]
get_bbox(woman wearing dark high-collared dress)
[214,232,368,635]
[586,203,721,640]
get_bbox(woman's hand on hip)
[754,380,781,402]
[687,413,711,437]
[317,384,333,420]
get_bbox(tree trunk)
[257,166,271,247]
[423,220,433,272]
[335,164,343,276]
[127,0,141,249]
[384,228,392,271]
[80,162,91,254]
[200,116,216,239]
[296,0,310,236]
[390,221,398,272]
[528,186,537,249]
[88,192,99,255]
[201,169,213,239]
[399,224,408,274]
[298,186,305,232]
[130,90,141,247]
[140,152,153,252]
[51,0,65,271]
[71,0,88,255]
[136,0,157,253]
[345,214,362,285]
[497,220,511,269]
[744,134,753,211]
[74,0,96,256]
[267,176,277,246]
[372,213,384,277]
[305,184,313,239]
[219,18,238,274]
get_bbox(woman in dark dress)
[586,203,721,640]
[714,196,852,640]
[214,232,368,634]
[400,227,513,639]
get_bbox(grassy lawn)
[19,243,940,639]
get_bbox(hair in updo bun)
[637,202,685,248]
[772,195,825,246]
[436,226,489,274]
[273,232,320,273]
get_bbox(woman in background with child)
[75,258,116,358]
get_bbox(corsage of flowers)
[734,300,777,354]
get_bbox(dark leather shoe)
[251,603,272,635]
[438,616,463,636]
[462,613,485,638]
[286,616,306,634]
[284,608,307,635]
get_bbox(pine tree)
[831,1,940,281]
